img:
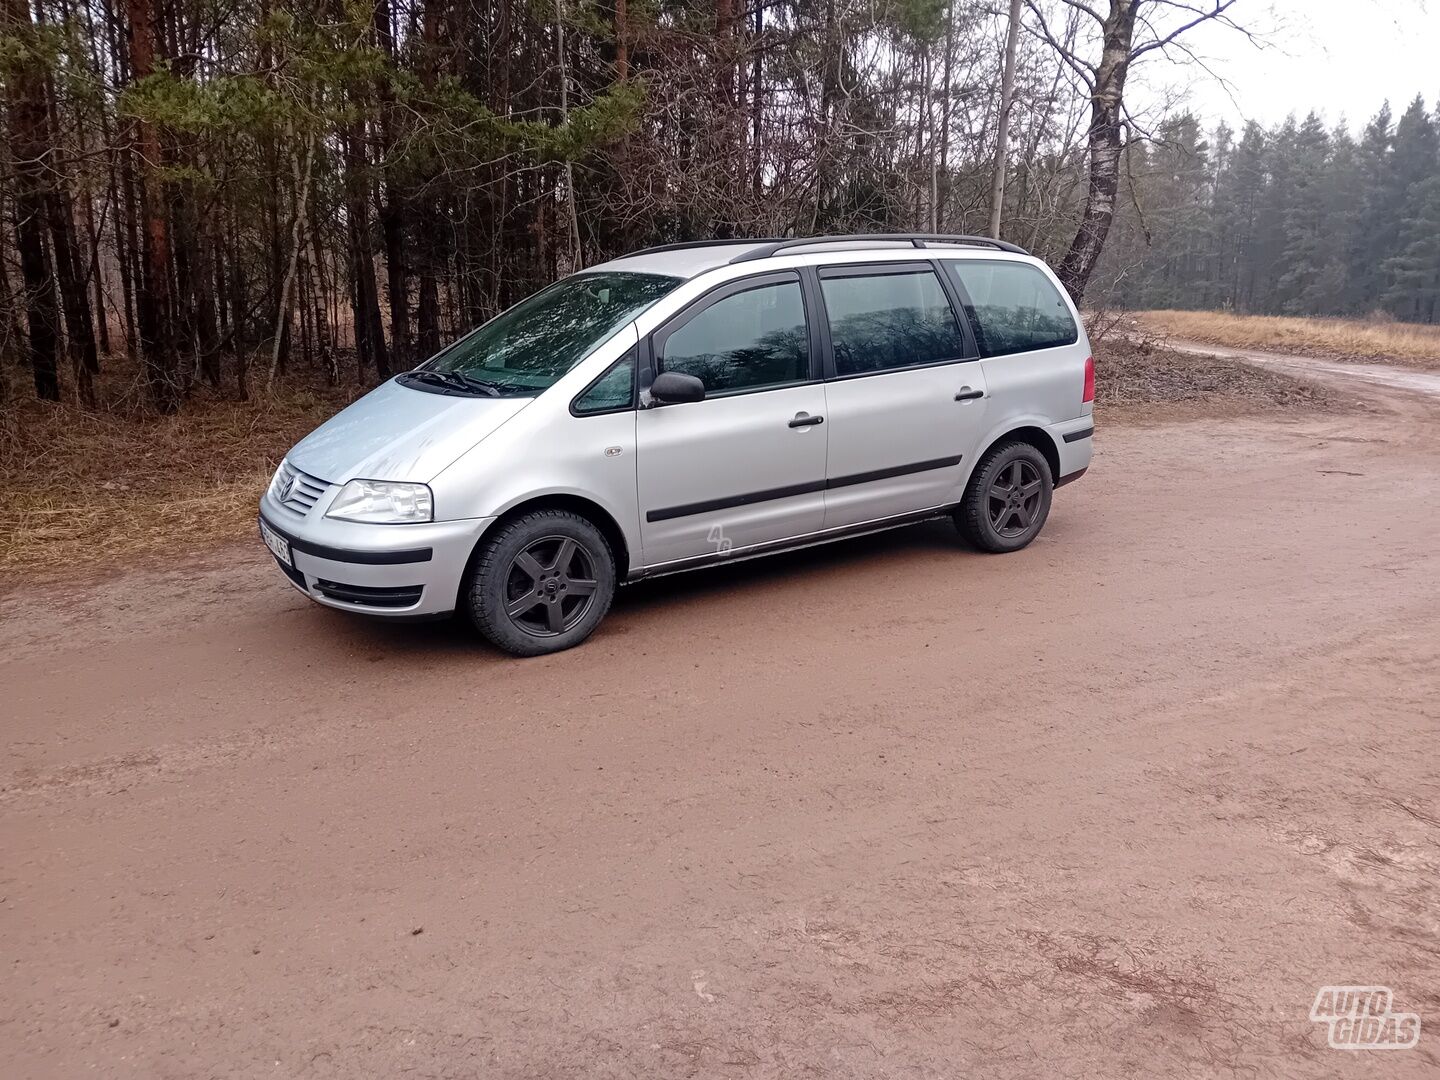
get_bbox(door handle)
[788,413,824,428]
[954,387,985,401]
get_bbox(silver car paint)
[261,247,1093,618]
[637,383,829,566]
[286,377,531,487]
[820,362,991,529]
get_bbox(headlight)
[325,479,434,523]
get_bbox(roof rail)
[728,233,1030,264]
[626,237,788,258]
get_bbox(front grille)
[273,461,330,516]
[314,579,424,609]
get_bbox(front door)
[637,272,827,568]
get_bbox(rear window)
[819,266,967,376]
[946,261,1078,357]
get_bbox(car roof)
[587,242,777,280]
[587,234,1034,282]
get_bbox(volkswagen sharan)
[259,234,1095,655]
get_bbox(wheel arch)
[457,493,633,609]
[969,423,1061,486]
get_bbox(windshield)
[416,271,680,396]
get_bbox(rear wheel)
[468,510,616,656]
[956,440,1053,553]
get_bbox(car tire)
[956,440,1054,553]
[467,510,616,656]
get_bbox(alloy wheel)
[987,459,1044,538]
[503,535,599,637]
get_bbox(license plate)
[259,519,292,568]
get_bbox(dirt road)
[3,387,1438,1077]
[1164,338,1440,398]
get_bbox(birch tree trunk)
[1055,1,1137,303]
[987,0,1023,239]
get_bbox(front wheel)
[956,440,1054,553]
[467,510,616,656]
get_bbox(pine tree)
[1275,113,1339,314]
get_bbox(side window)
[658,279,809,394]
[572,348,635,414]
[819,267,967,376]
[948,261,1078,357]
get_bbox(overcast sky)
[1134,0,1439,132]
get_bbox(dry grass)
[1093,336,1336,416]
[0,377,362,586]
[1132,310,1440,368]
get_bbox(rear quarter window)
[946,261,1078,357]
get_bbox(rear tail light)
[1082,355,1095,403]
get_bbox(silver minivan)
[259,234,1095,655]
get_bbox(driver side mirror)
[648,370,706,405]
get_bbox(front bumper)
[258,499,492,617]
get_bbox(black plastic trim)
[1062,426,1094,443]
[314,579,425,608]
[259,514,433,565]
[1055,467,1088,488]
[827,455,963,490]
[645,455,964,522]
[729,234,1030,264]
[816,259,935,279]
[569,346,638,416]
[646,480,827,523]
[275,557,307,589]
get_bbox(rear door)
[636,271,828,568]
[814,261,991,529]
[940,258,1086,423]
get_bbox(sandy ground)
[2,368,1438,1078]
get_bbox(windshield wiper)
[406,369,501,397]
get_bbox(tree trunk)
[46,184,99,405]
[190,212,222,388]
[614,0,628,80]
[345,123,389,383]
[987,0,1023,239]
[374,0,411,370]
[126,0,179,411]
[1056,0,1136,303]
[414,0,443,358]
[0,222,28,377]
[3,0,62,400]
[268,136,316,389]
[555,0,583,268]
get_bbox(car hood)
[286,378,531,484]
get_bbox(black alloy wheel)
[987,458,1044,538]
[956,440,1054,553]
[503,535,599,637]
[468,510,616,656]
